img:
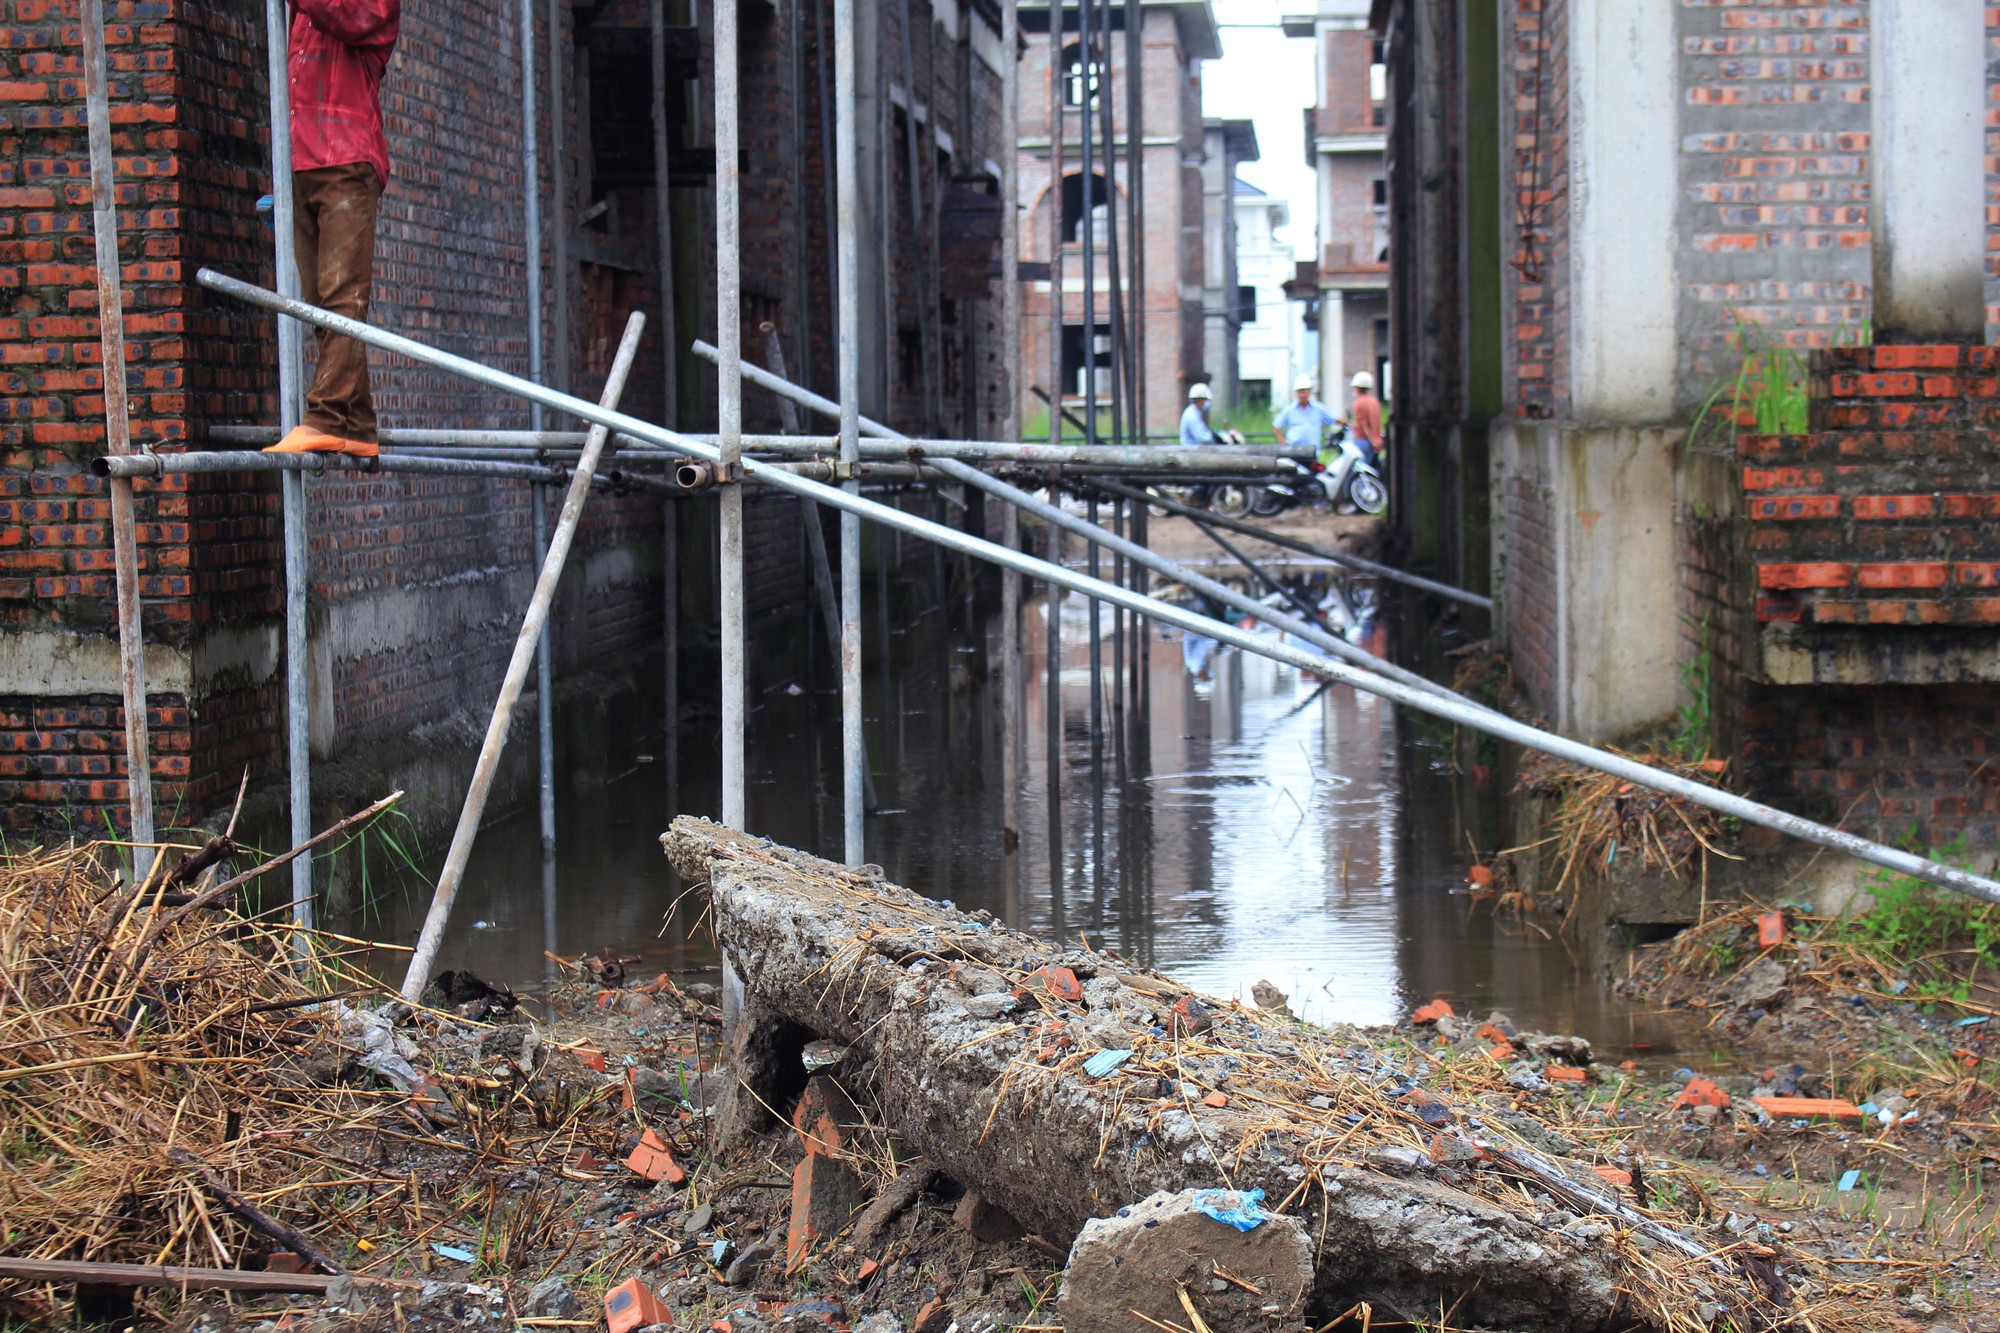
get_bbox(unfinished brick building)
[1370,0,2000,891]
[1014,0,1230,437]
[1283,0,1388,404]
[0,0,1014,849]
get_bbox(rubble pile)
[3,827,1995,1331]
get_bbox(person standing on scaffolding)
[265,0,401,460]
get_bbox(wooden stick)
[168,1148,346,1275]
[0,1256,414,1293]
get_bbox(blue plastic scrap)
[1083,1049,1133,1079]
[1190,1188,1274,1233]
[1837,1170,1862,1193]
[430,1243,476,1263]
[1953,1016,1989,1028]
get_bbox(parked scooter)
[1250,457,1334,517]
[1319,422,1387,516]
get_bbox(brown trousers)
[293,163,382,443]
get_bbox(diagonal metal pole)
[83,0,154,880]
[399,312,646,1000]
[692,341,1486,713]
[1100,479,1493,609]
[197,270,2000,910]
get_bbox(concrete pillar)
[1319,289,1344,397]
[1871,0,1985,340]
[1568,0,1675,422]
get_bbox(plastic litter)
[1837,1169,1861,1192]
[431,1243,476,1262]
[1190,1188,1273,1232]
[1083,1049,1133,1079]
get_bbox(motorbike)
[1250,457,1334,518]
[1319,423,1388,516]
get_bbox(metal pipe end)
[87,457,113,477]
[675,461,717,493]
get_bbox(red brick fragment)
[625,1128,687,1184]
[605,1277,673,1333]
[1411,999,1454,1025]
[1751,1095,1861,1121]
[1674,1078,1729,1111]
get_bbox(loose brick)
[1855,563,1947,590]
[1758,562,1850,590]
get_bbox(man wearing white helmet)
[1349,370,1383,463]
[1271,373,1337,458]
[1179,382,1241,448]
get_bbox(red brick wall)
[1507,0,1568,420]
[1717,345,2000,852]
[1740,684,2000,852]
[1,1,282,838]
[1676,0,1870,406]
[1319,29,1376,138]
[1745,346,2000,628]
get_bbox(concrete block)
[1060,1189,1311,1333]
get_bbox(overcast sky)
[1203,0,1319,263]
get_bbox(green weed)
[1671,612,1713,762]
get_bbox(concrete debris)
[522,1277,578,1318]
[1724,958,1789,1011]
[1059,1188,1311,1333]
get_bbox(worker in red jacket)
[266,0,400,458]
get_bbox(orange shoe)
[264,425,380,458]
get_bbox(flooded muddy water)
[334,550,1693,1058]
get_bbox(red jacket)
[288,0,399,185]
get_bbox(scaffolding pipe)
[518,0,559,856]
[260,0,314,932]
[691,342,1484,711]
[1092,479,1494,611]
[1000,0,1022,856]
[83,0,156,879]
[94,452,674,501]
[399,312,646,1000]
[195,270,2000,909]
[716,0,746,839]
[210,421,1313,467]
[835,0,865,867]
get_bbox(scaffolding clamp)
[828,459,861,482]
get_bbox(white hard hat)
[1292,374,1315,393]
[1350,371,1376,392]
[1187,382,1212,401]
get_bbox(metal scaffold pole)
[835,0,865,867]
[399,314,647,1001]
[262,0,312,932]
[688,343,1489,716]
[82,0,154,881]
[522,0,557,862]
[194,270,2000,909]
[716,0,749,1034]
[1000,0,1022,863]
[717,0,746,835]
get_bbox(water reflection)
[334,560,1687,1055]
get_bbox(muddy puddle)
[332,558,1701,1060]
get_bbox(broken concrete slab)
[1059,1189,1311,1333]
[662,817,1766,1332]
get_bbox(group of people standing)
[1179,373,1384,468]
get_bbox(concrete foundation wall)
[1492,421,1679,741]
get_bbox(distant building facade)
[1232,179,1308,417]
[1016,0,1225,438]
[1284,1,1387,407]
[1199,119,1259,418]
